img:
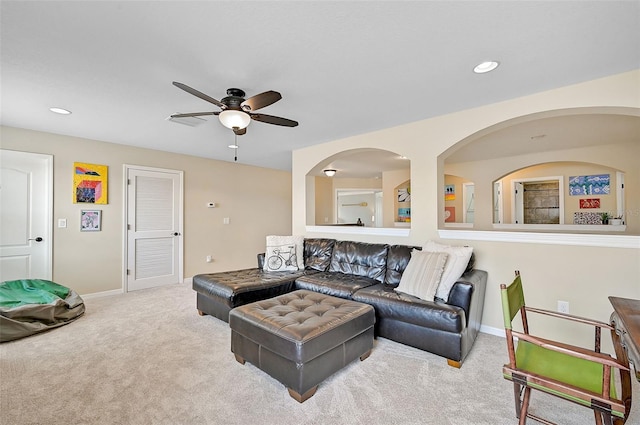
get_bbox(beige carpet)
[1,282,638,425]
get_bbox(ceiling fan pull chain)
[234,132,238,162]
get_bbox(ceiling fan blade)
[241,90,282,111]
[172,82,225,109]
[233,127,247,136]
[170,112,219,118]
[250,113,298,127]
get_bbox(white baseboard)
[480,324,505,338]
[81,288,124,299]
[83,279,191,299]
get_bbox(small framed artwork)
[397,208,411,222]
[80,210,102,232]
[579,198,600,209]
[73,162,108,204]
[445,206,456,222]
[445,185,455,201]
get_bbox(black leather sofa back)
[384,244,422,286]
[303,238,336,271]
[329,240,389,283]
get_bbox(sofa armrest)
[446,269,487,328]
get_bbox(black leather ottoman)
[229,289,375,402]
[192,268,305,322]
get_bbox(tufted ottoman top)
[229,290,375,364]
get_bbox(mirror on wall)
[306,148,410,228]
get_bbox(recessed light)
[473,61,499,74]
[49,107,72,115]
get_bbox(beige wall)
[314,176,333,224]
[1,126,292,295]
[292,70,640,350]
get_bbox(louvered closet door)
[126,167,183,291]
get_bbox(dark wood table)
[609,296,640,381]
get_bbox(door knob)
[173,232,181,236]
[29,237,44,242]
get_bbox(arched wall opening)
[305,148,411,232]
[440,107,639,234]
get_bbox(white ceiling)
[446,113,640,164]
[1,1,639,172]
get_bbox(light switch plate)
[58,219,67,228]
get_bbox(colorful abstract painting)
[73,162,108,204]
[445,185,455,201]
[569,174,609,196]
[397,208,411,222]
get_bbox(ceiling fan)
[170,82,298,136]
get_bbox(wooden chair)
[500,271,632,425]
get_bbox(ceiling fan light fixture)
[323,169,337,177]
[219,110,251,130]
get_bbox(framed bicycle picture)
[80,210,102,232]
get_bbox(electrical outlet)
[206,255,212,263]
[557,300,570,314]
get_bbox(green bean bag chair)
[0,279,85,342]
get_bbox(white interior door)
[0,150,52,281]
[125,166,183,291]
[513,181,524,224]
[462,183,475,224]
[493,180,503,224]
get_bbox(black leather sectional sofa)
[193,238,487,367]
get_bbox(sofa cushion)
[395,250,448,301]
[329,240,388,283]
[384,244,422,287]
[295,271,379,299]
[264,235,304,271]
[352,284,465,333]
[193,269,306,308]
[304,238,336,271]
[423,241,473,301]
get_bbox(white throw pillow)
[423,241,473,301]
[395,250,449,301]
[264,235,304,272]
